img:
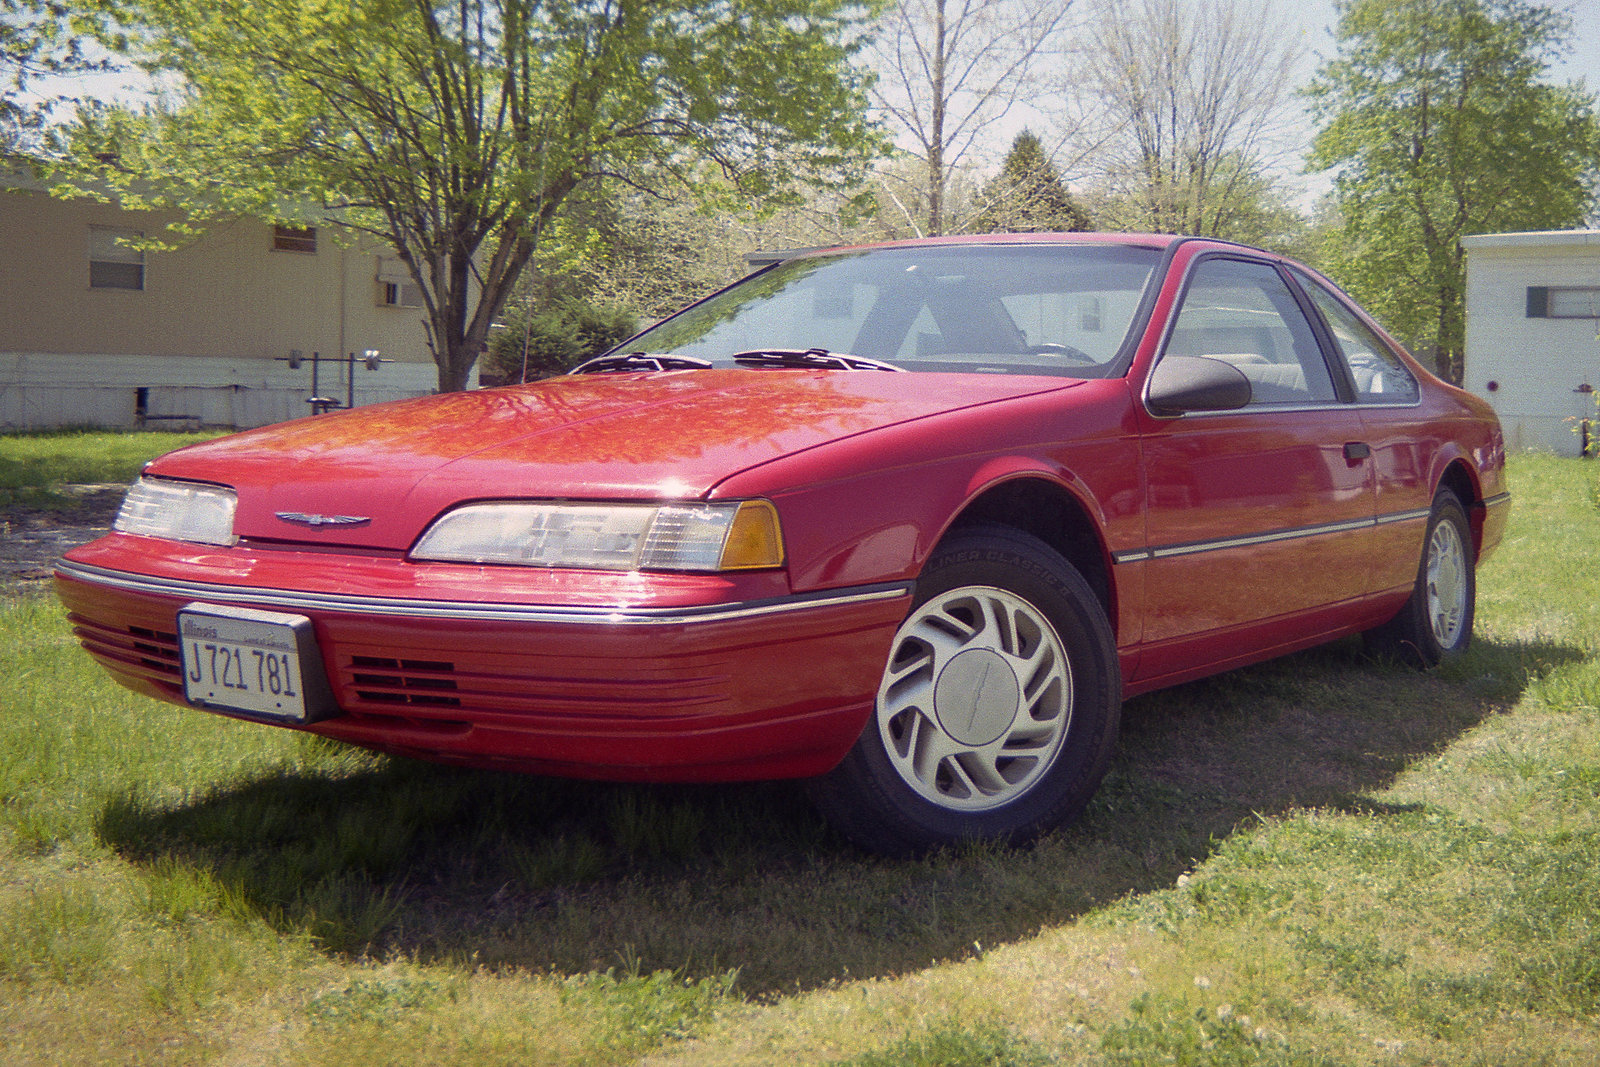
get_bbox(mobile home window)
[1547,287,1600,319]
[376,257,423,308]
[272,225,318,253]
[88,226,145,290]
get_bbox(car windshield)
[614,242,1162,377]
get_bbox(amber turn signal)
[719,500,785,570]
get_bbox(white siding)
[0,351,448,430]
[1463,231,1600,455]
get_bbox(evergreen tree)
[975,130,1090,233]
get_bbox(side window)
[89,225,145,290]
[1162,258,1337,406]
[1296,273,1420,404]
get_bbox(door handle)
[1344,441,1371,461]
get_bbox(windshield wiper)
[570,352,713,374]
[731,348,904,372]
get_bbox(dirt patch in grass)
[0,484,124,585]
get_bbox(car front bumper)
[54,536,910,781]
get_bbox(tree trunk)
[927,0,947,237]
[436,347,474,393]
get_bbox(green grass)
[0,428,223,511]
[2,450,1598,1064]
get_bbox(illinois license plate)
[178,604,334,723]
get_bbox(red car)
[55,234,1508,855]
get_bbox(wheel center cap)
[934,648,1022,747]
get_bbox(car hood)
[145,369,1075,549]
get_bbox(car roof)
[746,232,1279,267]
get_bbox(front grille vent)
[129,624,181,674]
[349,655,461,708]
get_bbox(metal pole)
[347,351,356,411]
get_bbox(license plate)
[178,604,335,723]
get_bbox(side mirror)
[1146,356,1252,416]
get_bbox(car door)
[1293,270,1430,599]
[1134,255,1377,685]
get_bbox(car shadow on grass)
[95,634,1582,995]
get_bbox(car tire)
[807,524,1121,856]
[1364,489,1475,668]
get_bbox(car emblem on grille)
[275,512,373,528]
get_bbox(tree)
[974,129,1089,233]
[484,297,637,382]
[868,0,1073,236]
[1,1,107,152]
[50,0,881,391]
[1074,0,1302,238]
[1306,0,1599,383]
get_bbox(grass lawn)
[0,429,225,512]
[2,437,1598,1064]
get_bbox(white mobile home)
[1462,229,1600,456]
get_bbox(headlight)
[113,477,238,546]
[410,500,785,571]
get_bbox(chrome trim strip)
[1172,400,1415,418]
[1150,516,1376,560]
[54,559,912,626]
[1375,507,1433,526]
[1482,492,1511,509]
[1111,504,1434,566]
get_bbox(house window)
[272,225,318,253]
[89,226,145,290]
[1548,287,1600,318]
[376,257,423,308]
[380,281,424,307]
[1528,286,1600,318]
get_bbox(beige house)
[1,181,464,430]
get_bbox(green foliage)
[484,298,639,382]
[1306,0,1600,382]
[509,833,607,889]
[603,788,706,861]
[520,178,750,320]
[49,0,883,391]
[974,130,1090,234]
[1087,155,1309,249]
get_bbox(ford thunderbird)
[55,234,1509,854]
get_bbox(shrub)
[487,300,640,383]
